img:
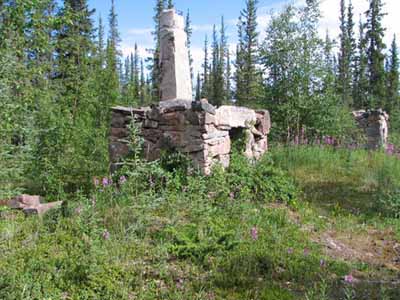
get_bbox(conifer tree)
[167,0,173,9]
[140,59,146,105]
[226,50,232,102]
[201,35,209,99]
[104,0,121,106]
[151,0,165,102]
[97,15,105,66]
[386,35,399,111]
[133,43,140,98]
[195,72,201,101]
[365,0,387,108]
[185,10,194,86]
[209,24,219,105]
[338,0,356,106]
[55,0,95,119]
[235,0,260,106]
[353,17,369,108]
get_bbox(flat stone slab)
[7,195,63,216]
[158,99,192,113]
[216,106,257,128]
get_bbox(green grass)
[1,146,400,299]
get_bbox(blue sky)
[88,0,399,75]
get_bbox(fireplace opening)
[229,127,247,154]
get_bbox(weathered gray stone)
[216,106,257,128]
[110,128,129,139]
[8,195,41,209]
[202,130,228,140]
[256,110,271,135]
[159,10,192,101]
[192,99,216,115]
[352,109,389,150]
[23,201,62,216]
[143,119,159,129]
[159,99,192,113]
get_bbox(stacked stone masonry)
[352,109,389,150]
[109,99,271,175]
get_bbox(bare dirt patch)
[314,229,400,271]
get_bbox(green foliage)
[164,218,238,262]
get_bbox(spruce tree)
[55,0,95,119]
[105,0,121,106]
[226,50,232,102]
[167,0,173,9]
[151,0,165,102]
[386,35,399,111]
[201,35,209,99]
[338,0,349,104]
[195,73,201,101]
[338,0,356,107]
[236,0,260,106]
[353,17,369,108]
[185,10,194,86]
[365,0,387,108]
[209,24,219,105]
[133,43,140,98]
[140,59,146,105]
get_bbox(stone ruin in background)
[109,9,271,175]
[352,109,389,150]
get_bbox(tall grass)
[271,144,400,217]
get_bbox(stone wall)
[352,109,389,150]
[109,99,270,175]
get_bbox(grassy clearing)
[1,147,400,299]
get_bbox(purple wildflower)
[102,229,110,240]
[102,177,110,187]
[386,143,395,156]
[119,175,127,185]
[251,227,258,241]
[344,274,356,284]
[303,248,310,256]
[294,135,299,146]
[176,278,184,289]
[320,259,326,268]
[287,248,294,254]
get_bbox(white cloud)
[121,43,150,58]
[255,0,399,46]
[127,28,153,36]
[192,24,215,32]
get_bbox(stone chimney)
[159,9,193,101]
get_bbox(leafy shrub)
[207,152,299,205]
[164,218,238,263]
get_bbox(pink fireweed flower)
[250,227,258,241]
[386,143,395,156]
[102,229,110,240]
[344,274,356,283]
[119,175,127,185]
[102,177,110,187]
[294,135,299,146]
[320,259,326,268]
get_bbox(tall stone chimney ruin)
[159,9,193,101]
[109,8,271,174]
